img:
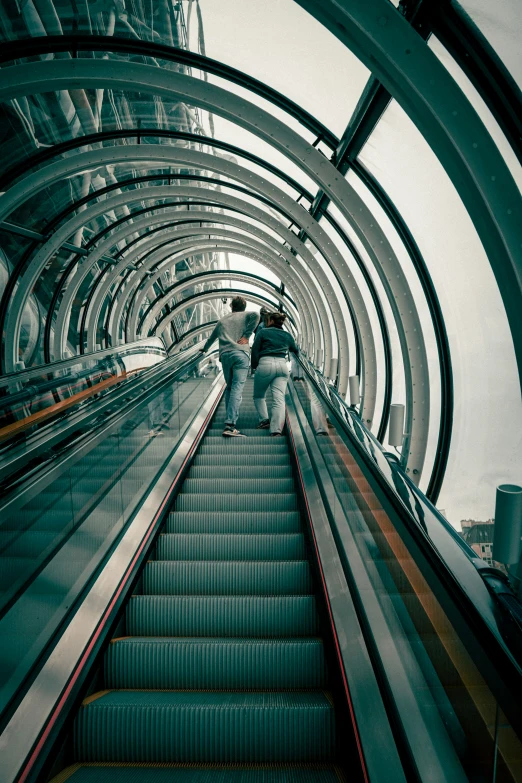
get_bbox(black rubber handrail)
[296,355,522,734]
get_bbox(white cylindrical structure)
[95,344,102,351]
[493,484,522,564]
[349,375,360,406]
[328,357,338,381]
[389,404,405,448]
[316,349,323,368]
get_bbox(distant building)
[460,518,503,569]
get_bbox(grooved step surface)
[175,494,297,512]
[190,466,293,479]
[166,512,302,534]
[157,534,306,561]
[182,479,295,495]
[51,766,343,783]
[198,444,288,454]
[68,389,341,776]
[126,595,319,637]
[74,691,335,763]
[105,638,327,689]
[194,454,290,466]
[201,437,286,445]
[142,561,312,596]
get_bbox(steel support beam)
[0,146,365,407]
[0,60,428,473]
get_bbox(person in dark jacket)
[251,312,299,435]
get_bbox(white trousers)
[253,356,290,434]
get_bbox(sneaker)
[223,427,246,438]
[270,432,283,437]
[255,419,270,429]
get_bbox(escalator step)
[104,637,327,689]
[157,533,306,561]
[206,430,272,438]
[166,512,302,534]
[198,444,288,455]
[175,494,297,512]
[182,479,295,495]
[189,466,293,479]
[194,454,289,466]
[50,764,344,782]
[142,561,312,595]
[74,691,335,763]
[126,595,318,637]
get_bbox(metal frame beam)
[52,197,335,381]
[0,59,429,476]
[154,288,297,339]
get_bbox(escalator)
[1,362,522,783]
[66,379,342,780]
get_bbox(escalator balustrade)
[55,379,346,781]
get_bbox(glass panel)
[458,0,522,90]
[344,170,442,492]
[0,339,167,448]
[293,362,522,781]
[326,203,407,432]
[0,348,218,717]
[358,100,521,531]
[319,214,385,422]
[182,0,370,137]
[429,36,522,195]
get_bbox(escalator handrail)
[0,369,226,783]
[298,355,496,565]
[296,356,522,677]
[0,342,212,498]
[0,337,166,385]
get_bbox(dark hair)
[230,296,247,312]
[269,312,287,328]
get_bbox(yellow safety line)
[81,690,111,706]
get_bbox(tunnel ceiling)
[0,0,521,524]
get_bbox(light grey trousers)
[253,356,290,434]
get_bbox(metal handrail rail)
[296,355,522,670]
[0,337,166,385]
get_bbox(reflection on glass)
[429,36,522,196]
[0,350,218,718]
[294,361,522,781]
[358,100,521,532]
[458,0,522,90]
[0,339,167,445]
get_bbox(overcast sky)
[187,0,522,529]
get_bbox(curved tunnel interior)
[1,3,522,783]
[0,1,521,597]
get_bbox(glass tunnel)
[0,1,521,782]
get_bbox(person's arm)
[200,322,220,352]
[243,312,260,340]
[250,330,262,370]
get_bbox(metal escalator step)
[166,512,302,534]
[104,637,327,690]
[198,443,288,454]
[194,454,289,466]
[182,478,295,495]
[126,595,318,637]
[189,466,293,479]
[51,764,343,782]
[206,430,272,438]
[74,690,335,763]
[175,494,297,512]
[142,561,312,596]
[157,533,306,561]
